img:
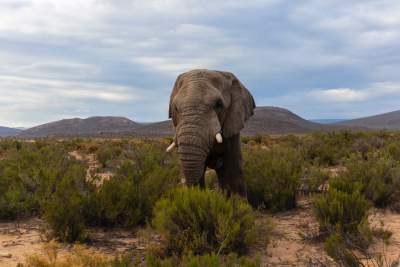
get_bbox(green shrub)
[85,142,180,227]
[386,142,400,161]
[314,188,369,235]
[339,153,400,208]
[146,253,260,267]
[0,142,87,220]
[152,187,256,256]
[324,233,359,267]
[243,146,302,211]
[314,181,372,264]
[43,164,89,243]
[300,131,384,166]
[302,166,330,193]
[241,135,251,144]
[96,145,122,168]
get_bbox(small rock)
[0,252,12,258]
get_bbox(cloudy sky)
[1,0,400,127]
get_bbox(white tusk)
[166,142,176,152]
[216,133,223,143]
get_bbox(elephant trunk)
[177,124,209,185]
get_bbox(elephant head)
[167,69,255,185]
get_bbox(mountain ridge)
[336,110,400,130]
[15,106,352,138]
[0,126,22,137]
[18,116,141,138]
[13,106,400,139]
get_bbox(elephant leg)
[216,167,227,192]
[199,166,206,189]
[220,134,247,197]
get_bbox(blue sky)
[1,0,400,127]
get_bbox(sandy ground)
[0,218,44,266]
[0,219,153,267]
[368,209,400,264]
[264,198,338,266]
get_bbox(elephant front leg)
[199,166,206,189]
[218,134,247,197]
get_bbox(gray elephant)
[166,69,255,197]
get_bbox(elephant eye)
[215,99,223,110]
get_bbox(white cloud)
[0,75,140,103]
[0,75,147,126]
[260,82,400,120]
[173,24,222,37]
[309,83,400,103]
[133,56,219,76]
[309,88,367,102]
[58,88,137,102]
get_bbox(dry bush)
[19,242,110,267]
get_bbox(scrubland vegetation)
[1,131,400,266]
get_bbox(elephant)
[166,69,256,197]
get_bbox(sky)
[1,0,400,127]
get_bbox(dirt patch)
[0,219,45,267]
[68,150,113,186]
[0,219,158,267]
[368,209,400,264]
[325,166,347,177]
[263,198,338,266]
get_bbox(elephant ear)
[221,73,256,138]
[168,74,183,127]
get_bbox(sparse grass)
[18,241,260,267]
[18,242,119,267]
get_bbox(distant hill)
[0,126,22,137]
[336,110,400,130]
[123,106,351,137]
[17,107,359,138]
[311,119,345,124]
[18,116,140,138]
[241,107,348,135]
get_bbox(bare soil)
[0,219,155,267]
[368,209,400,263]
[264,198,338,266]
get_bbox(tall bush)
[243,145,302,211]
[314,188,369,235]
[339,153,400,208]
[43,164,89,243]
[152,187,256,256]
[0,142,86,219]
[84,142,180,227]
